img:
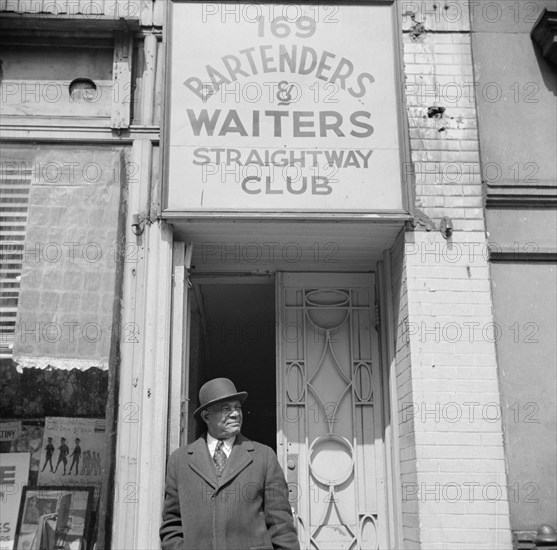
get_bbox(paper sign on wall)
[0,453,30,550]
[38,417,105,496]
[0,422,21,453]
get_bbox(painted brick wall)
[397,0,512,547]
[391,230,421,549]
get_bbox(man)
[160,378,299,550]
[53,437,69,475]
[68,438,81,475]
[41,437,54,472]
[81,450,91,475]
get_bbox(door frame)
[168,240,193,453]
[377,254,404,548]
[168,256,403,547]
[173,270,276,447]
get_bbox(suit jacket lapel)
[219,434,254,487]
[187,436,218,489]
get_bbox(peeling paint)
[403,11,427,40]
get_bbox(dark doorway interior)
[188,281,277,451]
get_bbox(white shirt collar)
[206,433,236,457]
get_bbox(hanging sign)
[166,2,403,211]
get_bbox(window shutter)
[0,159,32,358]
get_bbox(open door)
[277,273,388,550]
[185,274,276,447]
[168,241,193,453]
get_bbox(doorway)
[187,278,277,450]
[176,270,392,548]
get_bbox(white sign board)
[166,2,404,211]
[0,453,30,550]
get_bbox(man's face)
[202,399,243,439]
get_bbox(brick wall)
[391,230,421,548]
[396,0,512,547]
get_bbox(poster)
[0,453,30,550]
[0,423,21,453]
[9,423,44,487]
[166,2,404,211]
[13,486,94,550]
[37,418,105,494]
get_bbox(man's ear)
[201,410,209,424]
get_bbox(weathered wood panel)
[0,0,141,19]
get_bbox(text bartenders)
[183,44,375,101]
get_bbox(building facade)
[0,1,555,549]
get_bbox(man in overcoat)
[160,378,299,550]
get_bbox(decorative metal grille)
[281,283,383,550]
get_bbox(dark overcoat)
[160,434,299,550]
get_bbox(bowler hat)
[194,378,248,419]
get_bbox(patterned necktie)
[213,440,227,475]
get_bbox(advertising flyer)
[0,453,30,550]
[37,418,105,493]
[0,422,21,453]
[9,423,44,487]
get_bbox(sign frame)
[13,485,95,550]
[162,0,413,218]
